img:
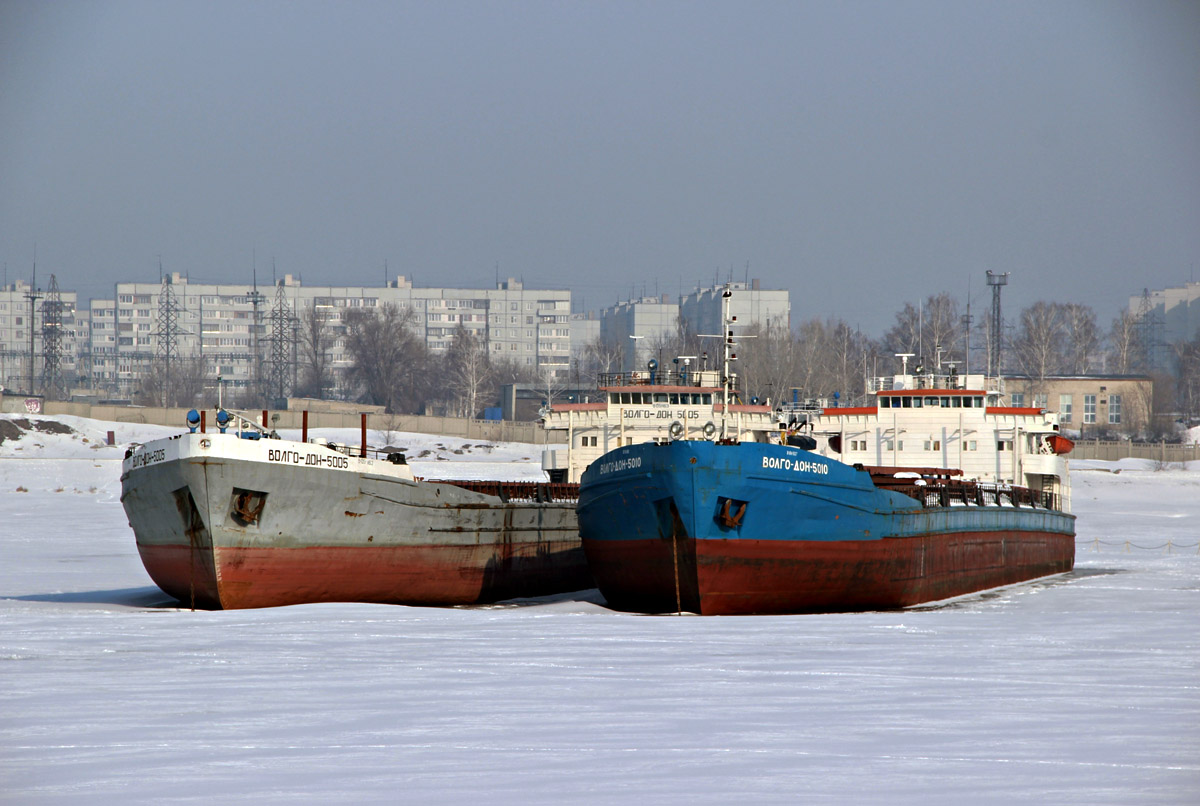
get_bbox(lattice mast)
[1135,288,1163,370]
[267,281,295,403]
[986,270,1009,376]
[153,274,186,407]
[40,274,65,399]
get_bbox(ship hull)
[578,441,1075,615]
[122,434,590,609]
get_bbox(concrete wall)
[41,401,566,445]
[1068,440,1200,463]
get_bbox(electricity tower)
[266,282,296,405]
[1135,288,1165,371]
[153,275,186,407]
[40,275,66,399]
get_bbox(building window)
[1109,394,1122,424]
[1033,394,1047,409]
[1060,394,1072,422]
[997,440,1011,451]
[1011,393,1025,407]
[1083,394,1097,424]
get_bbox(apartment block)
[87,274,572,398]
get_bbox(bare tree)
[134,354,210,408]
[343,303,429,412]
[882,293,961,367]
[1108,310,1147,374]
[443,323,492,418]
[577,337,625,384]
[789,318,830,401]
[820,319,872,403]
[1011,302,1067,385]
[1062,303,1099,374]
[738,320,798,405]
[1173,335,1200,424]
[536,363,566,409]
[296,304,334,398]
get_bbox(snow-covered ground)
[2,415,1197,805]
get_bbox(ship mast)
[721,285,733,437]
[699,283,738,440]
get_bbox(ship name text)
[268,448,350,469]
[621,408,704,420]
[597,455,643,475]
[130,448,167,468]
[762,456,829,474]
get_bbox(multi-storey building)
[87,274,572,399]
[678,279,791,339]
[597,280,791,373]
[599,295,680,373]
[1129,280,1200,354]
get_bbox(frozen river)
[1,417,1197,804]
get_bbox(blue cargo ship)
[575,286,1076,615]
[578,439,1074,614]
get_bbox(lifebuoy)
[668,421,684,439]
[702,421,716,439]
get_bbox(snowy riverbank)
[2,415,1198,805]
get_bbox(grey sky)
[2,0,1197,335]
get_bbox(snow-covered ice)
[1,415,1197,805]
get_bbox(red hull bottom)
[138,542,591,610]
[584,531,1076,615]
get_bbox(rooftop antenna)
[895,352,915,379]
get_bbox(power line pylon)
[40,275,66,399]
[267,282,295,405]
[153,275,186,406]
[1135,288,1164,370]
